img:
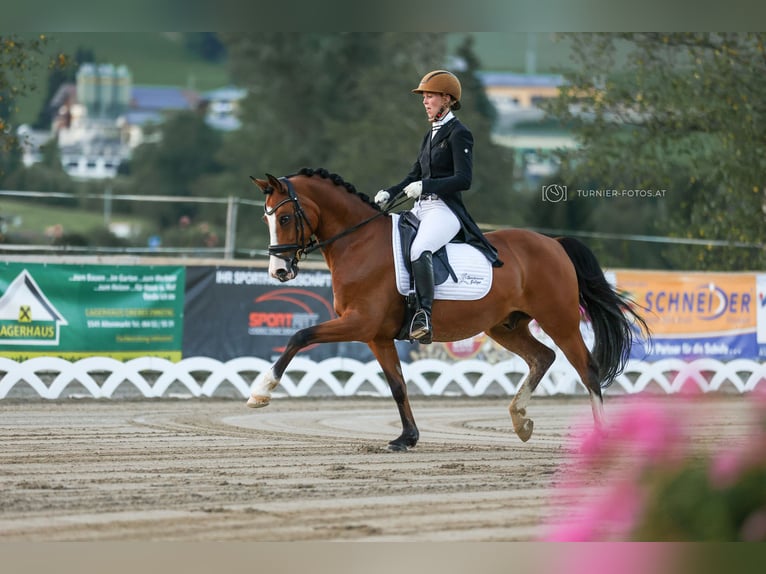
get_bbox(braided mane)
[291,167,382,212]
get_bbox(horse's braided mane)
[291,167,382,212]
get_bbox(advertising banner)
[182,266,379,362]
[0,262,185,360]
[614,270,766,360]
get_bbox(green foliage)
[452,36,517,225]
[125,110,224,228]
[1,163,79,203]
[218,33,444,247]
[219,32,518,249]
[32,46,94,130]
[544,396,766,542]
[0,34,63,165]
[0,197,152,246]
[541,33,766,271]
[183,33,226,63]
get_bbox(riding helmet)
[412,70,462,110]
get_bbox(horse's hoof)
[246,395,271,408]
[515,418,534,443]
[387,442,409,452]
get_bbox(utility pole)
[104,183,112,227]
[224,196,239,259]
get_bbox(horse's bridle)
[265,178,318,274]
[265,177,408,276]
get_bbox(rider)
[375,70,503,344]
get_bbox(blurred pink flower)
[709,449,745,489]
[545,479,644,541]
[740,508,766,541]
[544,391,766,541]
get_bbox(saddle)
[397,211,458,288]
[395,212,493,341]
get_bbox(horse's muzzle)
[275,268,292,282]
[273,263,299,282]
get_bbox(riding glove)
[374,190,390,205]
[404,181,423,199]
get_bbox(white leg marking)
[590,392,606,430]
[514,382,532,412]
[265,213,287,279]
[247,367,280,408]
[509,382,535,441]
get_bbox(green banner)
[0,263,185,361]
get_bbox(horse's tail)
[556,236,650,387]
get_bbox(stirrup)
[409,310,432,343]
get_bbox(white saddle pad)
[391,213,492,301]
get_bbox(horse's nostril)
[275,269,290,282]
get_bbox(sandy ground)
[0,393,753,542]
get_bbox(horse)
[247,167,649,451]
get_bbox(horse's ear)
[265,173,284,193]
[250,176,268,192]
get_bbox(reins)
[267,178,409,264]
[302,191,409,256]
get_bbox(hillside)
[13,33,574,126]
[14,32,230,125]
[447,32,574,73]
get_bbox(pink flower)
[740,508,766,541]
[544,479,644,541]
[709,449,745,489]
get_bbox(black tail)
[557,237,650,387]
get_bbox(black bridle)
[265,177,408,275]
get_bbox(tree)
[32,46,94,130]
[1,34,66,175]
[542,33,766,271]
[183,33,226,63]
[218,33,445,248]
[451,35,517,226]
[126,110,223,228]
[218,33,517,250]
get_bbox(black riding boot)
[410,251,434,344]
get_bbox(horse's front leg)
[246,324,317,407]
[246,315,363,408]
[368,339,419,451]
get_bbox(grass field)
[1,197,154,242]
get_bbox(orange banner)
[614,270,756,337]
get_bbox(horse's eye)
[279,215,291,226]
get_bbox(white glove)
[374,190,390,205]
[404,181,423,199]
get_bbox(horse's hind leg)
[548,327,605,430]
[487,313,555,442]
[538,318,605,431]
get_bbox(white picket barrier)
[1,355,764,400]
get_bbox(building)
[44,63,207,180]
[200,86,246,131]
[478,71,576,182]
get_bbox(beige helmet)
[412,70,462,110]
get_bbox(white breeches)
[410,197,461,261]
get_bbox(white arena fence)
[1,356,764,400]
